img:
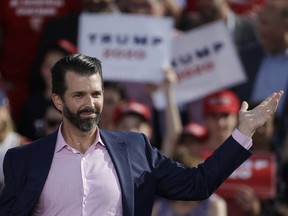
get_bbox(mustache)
[78,107,100,115]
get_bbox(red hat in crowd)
[183,121,207,141]
[203,90,240,115]
[57,39,78,54]
[114,100,151,123]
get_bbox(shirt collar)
[55,123,104,153]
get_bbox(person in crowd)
[152,146,227,216]
[114,100,153,140]
[0,90,30,191]
[176,122,208,155]
[41,101,63,137]
[38,0,120,49]
[200,89,240,153]
[199,90,260,216]
[0,53,283,215]
[18,39,77,140]
[178,0,258,50]
[231,0,288,152]
[121,0,181,21]
[232,0,288,114]
[98,81,128,131]
[179,0,258,126]
[0,0,81,126]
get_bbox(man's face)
[99,88,123,127]
[205,112,238,142]
[57,71,104,132]
[116,114,152,138]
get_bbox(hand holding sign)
[237,91,284,137]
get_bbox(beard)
[63,104,101,132]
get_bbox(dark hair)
[104,81,128,101]
[51,54,104,98]
[29,39,77,94]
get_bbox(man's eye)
[74,94,82,98]
[93,92,102,97]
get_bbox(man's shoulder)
[7,132,57,155]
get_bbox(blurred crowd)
[1,0,288,215]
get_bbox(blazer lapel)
[29,132,57,196]
[12,132,57,215]
[100,130,134,216]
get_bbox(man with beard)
[0,54,283,216]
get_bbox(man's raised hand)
[237,91,284,137]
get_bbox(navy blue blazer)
[0,129,251,216]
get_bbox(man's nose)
[85,95,96,107]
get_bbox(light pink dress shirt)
[232,128,252,150]
[32,126,123,216]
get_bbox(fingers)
[265,91,284,112]
[256,91,283,113]
[240,101,249,113]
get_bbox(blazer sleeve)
[151,135,252,200]
[0,149,17,215]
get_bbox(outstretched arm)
[237,91,284,138]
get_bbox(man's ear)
[51,93,63,113]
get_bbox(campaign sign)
[152,21,247,109]
[202,152,277,200]
[78,13,173,83]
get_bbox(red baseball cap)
[114,100,151,123]
[203,90,240,115]
[183,121,207,141]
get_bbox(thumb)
[240,101,249,112]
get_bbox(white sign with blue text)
[78,13,173,83]
[152,21,247,109]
